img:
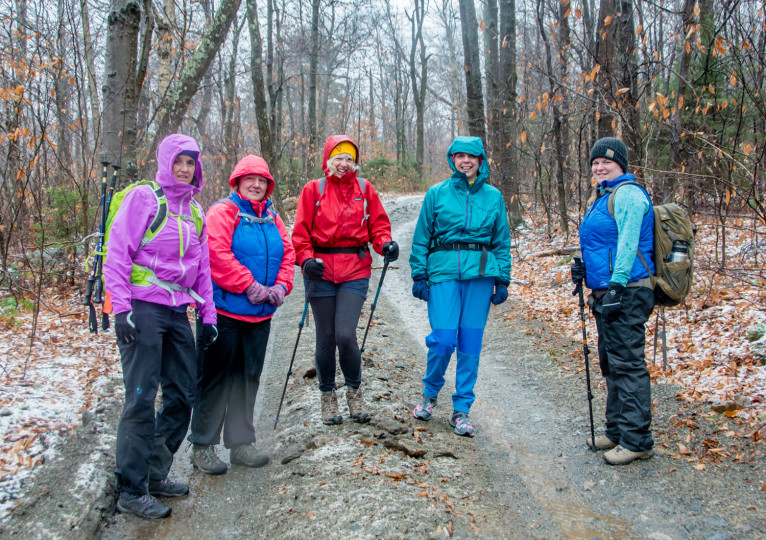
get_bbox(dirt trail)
[3,195,764,539]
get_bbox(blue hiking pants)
[423,278,494,413]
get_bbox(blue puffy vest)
[212,194,284,317]
[580,175,655,290]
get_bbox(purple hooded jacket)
[104,134,216,324]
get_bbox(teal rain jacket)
[409,136,512,285]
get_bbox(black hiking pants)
[189,314,271,448]
[310,292,366,392]
[115,300,196,495]
[593,286,655,452]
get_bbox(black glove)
[601,282,625,322]
[302,258,326,280]
[115,311,136,345]
[412,274,429,301]
[201,324,218,350]
[571,257,586,284]
[382,241,399,262]
[491,279,509,305]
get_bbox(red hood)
[228,155,275,198]
[321,135,359,177]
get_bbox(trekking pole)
[274,261,321,430]
[99,157,121,331]
[83,153,111,334]
[573,257,595,449]
[360,257,390,354]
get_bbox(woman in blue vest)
[188,155,295,474]
[409,136,511,437]
[572,137,655,465]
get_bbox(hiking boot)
[586,435,618,451]
[116,491,171,519]
[346,386,370,423]
[449,411,475,437]
[230,443,270,468]
[413,394,437,421]
[191,444,228,475]
[148,478,189,498]
[603,444,652,465]
[320,390,342,425]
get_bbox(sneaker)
[586,435,618,450]
[603,444,652,465]
[191,444,228,475]
[116,491,171,519]
[413,394,437,421]
[148,478,189,498]
[346,386,370,423]
[230,443,270,468]
[320,390,342,425]
[449,411,475,437]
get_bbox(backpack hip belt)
[313,245,369,258]
[428,242,489,277]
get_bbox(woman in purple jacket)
[104,134,217,519]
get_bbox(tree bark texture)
[246,0,284,215]
[459,0,486,141]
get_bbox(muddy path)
[4,195,763,539]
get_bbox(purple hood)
[103,134,216,324]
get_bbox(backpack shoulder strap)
[190,198,204,237]
[606,180,642,218]
[140,182,167,247]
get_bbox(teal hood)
[447,136,490,190]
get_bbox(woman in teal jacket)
[409,136,511,437]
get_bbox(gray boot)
[191,444,228,475]
[346,386,370,423]
[320,390,342,425]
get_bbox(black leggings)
[310,292,366,392]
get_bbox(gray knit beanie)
[589,137,628,174]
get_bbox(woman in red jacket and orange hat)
[292,135,398,425]
[189,154,295,474]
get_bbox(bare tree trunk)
[221,20,243,199]
[147,0,243,167]
[79,0,101,140]
[407,0,428,174]
[536,0,568,236]
[246,0,284,215]
[307,0,321,173]
[101,0,142,172]
[594,0,640,159]
[458,0,486,140]
[498,0,523,227]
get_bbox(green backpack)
[607,181,695,308]
[94,180,205,301]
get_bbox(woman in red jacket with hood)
[188,155,295,474]
[292,135,398,425]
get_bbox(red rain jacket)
[292,135,392,283]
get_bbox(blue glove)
[601,282,625,322]
[412,274,429,301]
[490,283,508,305]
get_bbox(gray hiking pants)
[593,286,655,452]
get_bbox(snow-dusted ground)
[0,293,121,520]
